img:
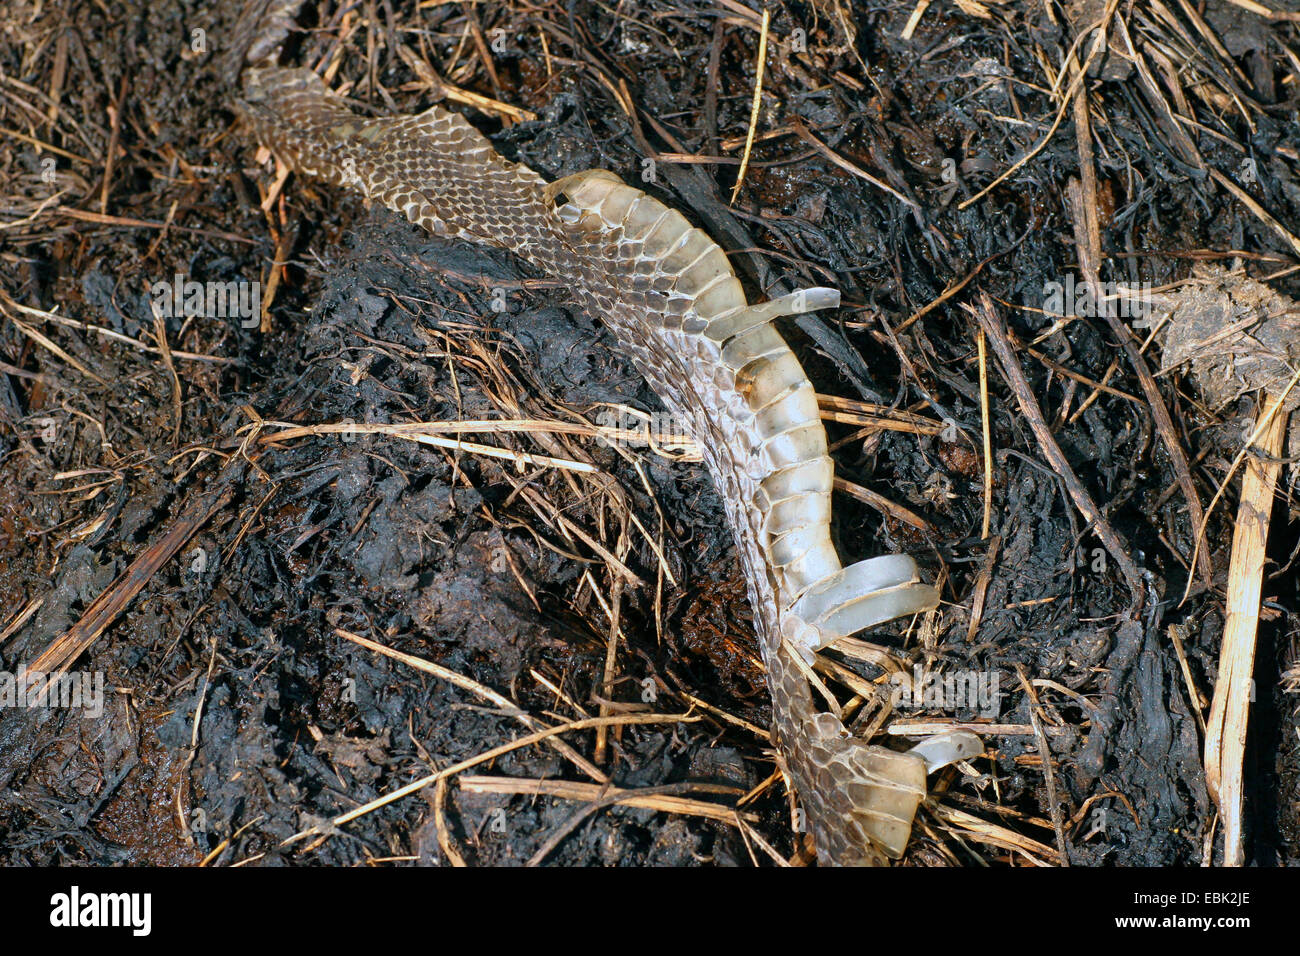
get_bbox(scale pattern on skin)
[239,57,962,865]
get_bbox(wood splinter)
[1203,395,1288,866]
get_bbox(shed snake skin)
[234,1,980,865]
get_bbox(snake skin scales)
[234,3,980,865]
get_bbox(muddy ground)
[0,0,1298,865]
